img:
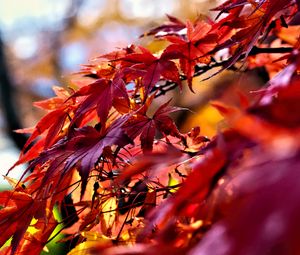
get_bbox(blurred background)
[0,0,264,189]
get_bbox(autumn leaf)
[34,86,71,110]
[210,0,297,74]
[121,46,181,95]
[3,1,300,255]
[141,14,185,38]
[100,196,118,236]
[123,99,184,152]
[116,144,185,184]
[69,77,129,127]
[28,116,132,200]
[0,191,35,254]
[162,20,217,91]
[189,151,300,255]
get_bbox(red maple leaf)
[0,191,36,254]
[121,46,181,96]
[162,20,218,91]
[123,99,184,152]
[69,76,129,127]
[141,14,185,38]
[28,116,132,199]
[211,0,297,73]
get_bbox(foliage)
[1,0,300,254]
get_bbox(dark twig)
[151,46,293,98]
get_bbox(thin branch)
[151,46,293,98]
[249,46,293,55]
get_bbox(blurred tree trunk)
[0,33,27,150]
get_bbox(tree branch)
[151,46,293,98]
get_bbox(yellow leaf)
[146,40,169,54]
[277,26,300,46]
[178,220,203,231]
[27,218,39,235]
[67,241,102,255]
[101,196,117,236]
[168,174,179,193]
[183,104,224,137]
[81,231,111,241]
[67,231,111,255]
[43,246,49,253]
[2,176,26,190]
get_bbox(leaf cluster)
[1,1,300,254]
